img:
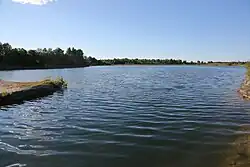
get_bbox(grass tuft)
[1,90,10,97]
[42,77,68,88]
[15,77,68,88]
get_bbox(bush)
[41,77,68,88]
[0,90,10,97]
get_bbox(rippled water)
[0,66,250,167]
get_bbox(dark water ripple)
[0,66,250,167]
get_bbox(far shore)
[0,63,246,72]
[0,65,89,71]
[107,63,245,67]
[0,42,247,71]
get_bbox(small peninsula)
[0,77,67,106]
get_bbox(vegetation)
[10,77,67,89]
[0,77,67,106]
[206,61,246,66]
[98,58,203,65]
[0,77,67,96]
[0,90,10,97]
[42,77,68,88]
[99,59,246,66]
[0,42,99,70]
[0,41,247,69]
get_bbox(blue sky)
[0,0,249,61]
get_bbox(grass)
[38,77,68,88]
[12,77,67,89]
[0,90,10,97]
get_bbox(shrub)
[0,91,10,97]
[42,77,68,88]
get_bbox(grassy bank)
[0,77,67,106]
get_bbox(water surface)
[0,66,250,167]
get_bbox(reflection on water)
[0,66,250,167]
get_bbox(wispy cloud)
[12,0,56,5]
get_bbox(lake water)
[0,66,250,167]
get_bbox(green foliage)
[0,88,10,97]
[42,77,68,88]
[52,77,68,88]
[1,91,10,97]
[0,42,98,69]
[98,58,194,65]
[206,61,246,66]
[0,41,247,68]
[11,77,68,89]
[97,59,246,66]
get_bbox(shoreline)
[238,77,250,99]
[0,65,89,71]
[0,64,244,71]
[221,64,250,167]
[238,64,250,99]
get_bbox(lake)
[0,66,250,167]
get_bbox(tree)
[0,42,3,62]
[66,47,72,56]
[0,43,12,64]
[53,48,64,56]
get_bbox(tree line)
[0,42,247,70]
[0,42,99,70]
[95,59,247,66]
[98,58,204,65]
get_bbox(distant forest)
[99,59,246,66]
[0,42,99,70]
[0,42,247,70]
